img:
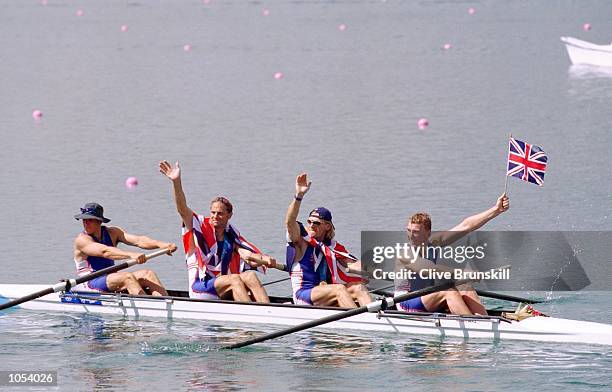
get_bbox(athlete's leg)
[132,269,168,296]
[311,284,357,308]
[106,272,146,295]
[239,271,270,303]
[420,289,472,315]
[346,282,373,306]
[214,274,251,302]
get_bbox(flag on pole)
[506,137,548,186]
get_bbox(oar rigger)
[57,279,78,293]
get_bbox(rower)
[285,173,372,308]
[160,160,279,303]
[395,194,510,315]
[73,202,177,296]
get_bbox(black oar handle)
[0,248,170,311]
[224,279,468,350]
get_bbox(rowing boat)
[1,284,612,346]
[560,36,612,67]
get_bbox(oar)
[364,287,542,305]
[368,284,395,295]
[262,277,290,287]
[0,248,172,311]
[223,278,471,350]
[475,290,542,304]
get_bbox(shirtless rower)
[160,160,280,303]
[73,202,176,296]
[396,194,510,315]
[285,173,372,308]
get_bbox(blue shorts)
[294,288,314,305]
[192,276,218,297]
[397,296,428,312]
[86,275,109,292]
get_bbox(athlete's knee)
[444,288,462,299]
[229,274,245,288]
[347,283,366,294]
[241,271,260,285]
[331,285,350,299]
[124,272,138,283]
[143,269,159,281]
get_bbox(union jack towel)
[182,213,265,280]
[507,137,548,186]
[287,222,364,285]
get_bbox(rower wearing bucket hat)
[73,202,177,295]
[285,173,372,308]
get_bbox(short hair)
[408,212,431,231]
[210,196,233,214]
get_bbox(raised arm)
[432,193,510,246]
[159,160,194,230]
[285,172,311,244]
[114,227,177,255]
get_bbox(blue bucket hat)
[74,202,111,223]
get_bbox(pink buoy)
[183,44,192,52]
[583,23,591,31]
[417,118,429,130]
[262,9,270,16]
[443,43,452,50]
[41,0,48,5]
[202,0,211,4]
[125,177,139,188]
[338,24,347,32]
[32,110,43,119]
[76,9,84,17]
[468,7,476,15]
[120,25,128,32]
[274,72,284,80]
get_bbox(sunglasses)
[307,219,324,227]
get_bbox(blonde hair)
[324,225,335,242]
[210,196,233,214]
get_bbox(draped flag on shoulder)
[286,222,364,285]
[182,213,266,279]
[506,137,548,186]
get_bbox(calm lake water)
[1,0,612,390]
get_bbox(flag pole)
[504,133,512,195]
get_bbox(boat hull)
[561,36,612,67]
[2,284,612,346]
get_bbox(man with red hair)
[396,194,509,315]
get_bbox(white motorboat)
[561,36,612,67]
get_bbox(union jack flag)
[507,137,548,186]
